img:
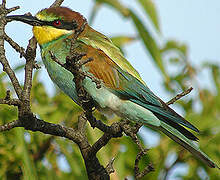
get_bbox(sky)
[3,0,220,179]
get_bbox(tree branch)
[6,6,20,13]
[21,37,37,108]
[105,157,116,175]
[0,98,21,106]
[50,0,65,8]
[4,33,26,58]
[0,2,23,99]
[134,150,154,179]
[0,90,21,106]
[166,87,193,105]
[0,119,21,131]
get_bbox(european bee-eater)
[7,7,219,168]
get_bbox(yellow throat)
[32,14,72,45]
[33,26,72,45]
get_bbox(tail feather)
[149,122,219,168]
[153,112,198,141]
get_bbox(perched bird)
[7,7,219,168]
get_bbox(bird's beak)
[6,15,44,26]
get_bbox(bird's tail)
[150,121,219,169]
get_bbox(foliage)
[0,0,219,179]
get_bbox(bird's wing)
[75,29,219,168]
[78,26,145,84]
[76,36,199,142]
[109,68,199,141]
[77,29,199,136]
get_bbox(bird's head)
[7,7,87,45]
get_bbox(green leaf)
[111,36,136,48]
[89,2,101,24]
[137,0,160,32]
[13,63,25,72]
[95,0,130,17]
[130,10,168,81]
[161,40,187,56]
[56,139,87,179]
[15,128,37,180]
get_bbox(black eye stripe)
[40,19,78,30]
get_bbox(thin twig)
[50,0,64,8]
[0,89,21,106]
[4,32,39,70]
[166,87,193,105]
[7,6,20,14]
[120,120,144,152]
[89,122,122,156]
[0,4,23,99]
[105,157,116,175]
[0,98,21,106]
[134,150,154,179]
[2,0,6,7]
[0,120,22,132]
[0,57,22,98]
[4,33,26,58]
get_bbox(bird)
[7,6,219,169]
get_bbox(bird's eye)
[53,20,62,27]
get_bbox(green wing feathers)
[110,69,200,141]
